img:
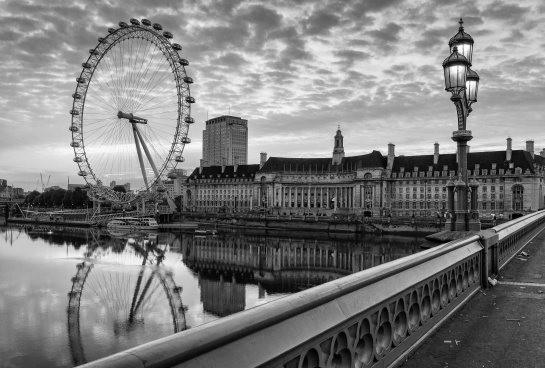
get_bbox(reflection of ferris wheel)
[69,18,195,205]
[67,235,187,366]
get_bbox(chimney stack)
[199,159,204,174]
[260,152,267,169]
[387,143,395,169]
[506,138,512,161]
[221,157,227,173]
[433,142,439,164]
[526,140,534,158]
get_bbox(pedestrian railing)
[80,210,545,368]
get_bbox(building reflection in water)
[181,232,423,318]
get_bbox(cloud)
[334,49,371,68]
[0,0,544,191]
[483,1,531,22]
[303,9,341,36]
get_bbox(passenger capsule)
[181,137,191,144]
[184,116,195,124]
[73,157,83,163]
[185,96,195,104]
[119,21,129,28]
[163,31,173,39]
[152,23,163,31]
[179,59,189,66]
[72,93,82,99]
[82,62,92,69]
[183,76,193,84]
[175,155,185,162]
[69,125,79,132]
[98,37,105,43]
[76,77,87,84]
[157,186,166,193]
[70,109,79,115]
[89,49,99,55]
[70,141,80,148]
[172,43,182,51]
[167,172,177,179]
[78,171,87,177]
[130,18,140,25]
[108,28,116,34]
[141,19,152,26]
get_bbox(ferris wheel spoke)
[133,52,172,108]
[124,37,145,109]
[97,52,125,109]
[129,47,166,112]
[136,83,178,113]
[136,69,176,110]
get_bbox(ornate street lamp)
[442,18,481,231]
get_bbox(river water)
[0,224,425,367]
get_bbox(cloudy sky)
[1,0,544,191]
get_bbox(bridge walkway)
[401,226,545,368]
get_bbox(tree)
[113,185,126,193]
[63,190,73,208]
[71,187,85,208]
[42,190,53,208]
[52,189,66,207]
[33,195,42,207]
[25,190,41,204]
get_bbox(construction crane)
[40,174,51,192]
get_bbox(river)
[0,224,426,367]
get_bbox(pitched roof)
[392,150,536,174]
[188,164,260,180]
[259,151,387,173]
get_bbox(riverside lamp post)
[442,18,481,231]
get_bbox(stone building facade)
[186,163,260,212]
[186,128,545,218]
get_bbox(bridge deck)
[401,226,545,368]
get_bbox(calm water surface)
[0,224,425,367]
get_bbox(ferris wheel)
[69,18,195,205]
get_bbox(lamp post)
[442,18,481,231]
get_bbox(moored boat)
[107,217,159,230]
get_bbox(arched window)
[512,185,524,211]
[364,172,372,179]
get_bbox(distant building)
[110,180,116,188]
[202,115,248,167]
[45,186,62,192]
[187,162,260,212]
[68,183,86,191]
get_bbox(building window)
[513,185,524,211]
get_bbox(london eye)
[69,18,195,207]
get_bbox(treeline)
[24,187,91,208]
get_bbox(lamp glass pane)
[447,63,467,92]
[451,42,473,64]
[466,79,478,103]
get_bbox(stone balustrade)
[81,210,545,368]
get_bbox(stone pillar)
[454,176,467,231]
[468,177,481,231]
[446,177,455,231]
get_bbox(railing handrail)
[491,210,545,235]
[83,233,481,367]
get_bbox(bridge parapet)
[81,211,545,368]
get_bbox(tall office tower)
[202,115,248,166]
